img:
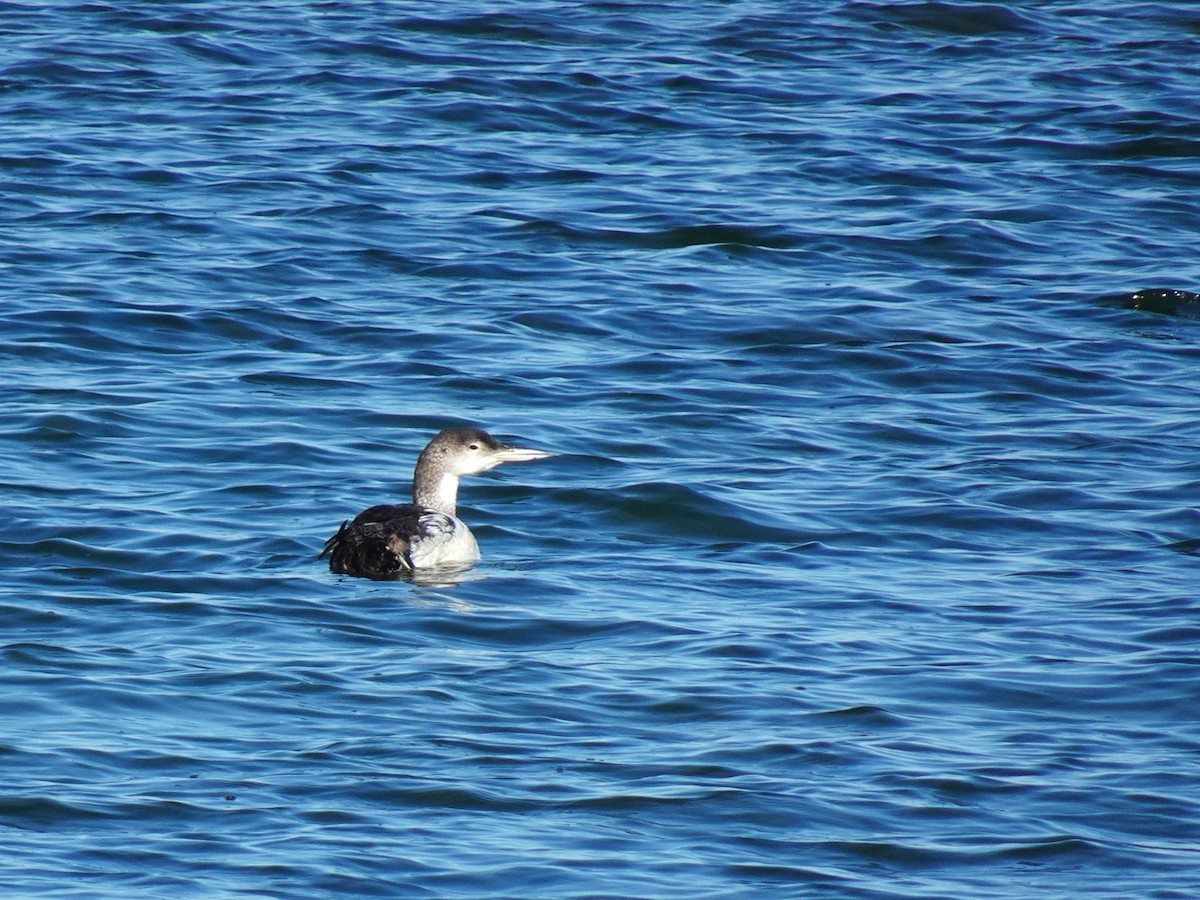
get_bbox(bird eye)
[468,443,479,450]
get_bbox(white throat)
[416,471,461,517]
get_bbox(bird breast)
[408,512,481,568]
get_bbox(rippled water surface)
[3,1,1200,897]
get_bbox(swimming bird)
[321,427,554,579]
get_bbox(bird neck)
[413,462,460,516]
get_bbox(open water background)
[3,1,1199,897]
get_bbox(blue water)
[3,1,1200,896]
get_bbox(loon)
[321,427,554,580]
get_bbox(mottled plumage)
[321,427,552,580]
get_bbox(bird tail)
[319,520,349,559]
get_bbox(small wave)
[847,1,1037,36]
[555,481,802,545]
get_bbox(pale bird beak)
[494,445,555,464]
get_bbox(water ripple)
[2,1,1200,898]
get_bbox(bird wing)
[320,504,427,579]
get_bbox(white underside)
[407,512,481,569]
